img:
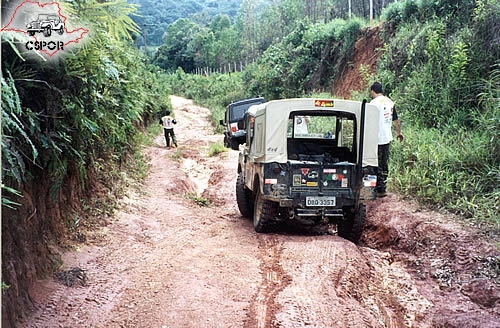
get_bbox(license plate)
[306,196,336,207]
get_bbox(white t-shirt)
[162,116,176,129]
[370,95,394,145]
[294,116,309,135]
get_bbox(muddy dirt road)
[19,96,499,327]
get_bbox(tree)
[210,14,232,34]
[153,18,201,72]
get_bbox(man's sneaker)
[174,142,178,147]
[376,191,387,198]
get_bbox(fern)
[1,184,22,210]
[1,74,39,184]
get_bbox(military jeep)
[235,98,379,243]
[220,97,265,150]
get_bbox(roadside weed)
[184,192,210,206]
[207,142,227,156]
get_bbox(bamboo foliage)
[1,74,38,185]
[1,0,169,207]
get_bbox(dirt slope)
[18,96,499,328]
[332,26,383,98]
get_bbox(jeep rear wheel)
[43,26,51,37]
[230,138,239,150]
[338,204,366,244]
[253,188,277,233]
[236,172,253,218]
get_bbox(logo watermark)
[1,0,89,59]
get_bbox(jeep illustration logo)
[27,13,65,37]
[1,0,89,58]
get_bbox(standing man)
[159,110,178,148]
[369,82,404,198]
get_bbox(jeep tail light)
[230,123,238,133]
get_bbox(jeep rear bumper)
[294,207,344,219]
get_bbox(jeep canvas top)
[244,98,378,167]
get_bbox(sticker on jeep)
[314,100,334,107]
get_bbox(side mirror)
[219,119,224,125]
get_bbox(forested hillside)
[1,0,499,326]
[130,0,243,47]
[150,0,400,72]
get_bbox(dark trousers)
[377,143,390,193]
[164,128,176,147]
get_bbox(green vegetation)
[1,0,170,207]
[1,2,174,319]
[2,282,10,291]
[207,142,227,156]
[3,0,496,324]
[242,18,362,99]
[375,0,499,224]
[130,0,243,47]
[184,192,210,206]
[147,0,393,73]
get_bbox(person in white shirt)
[369,82,404,198]
[159,110,178,148]
[294,116,310,135]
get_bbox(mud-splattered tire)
[236,172,253,218]
[338,204,366,244]
[253,188,277,233]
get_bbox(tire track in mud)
[244,235,292,328]
[272,237,382,328]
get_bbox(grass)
[389,124,499,226]
[207,142,227,156]
[184,192,210,206]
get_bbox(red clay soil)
[333,25,384,98]
[16,96,500,328]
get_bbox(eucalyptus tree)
[235,0,261,61]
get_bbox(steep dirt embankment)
[1,155,111,328]
[333,25,384,98]
[15,96,500,328]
